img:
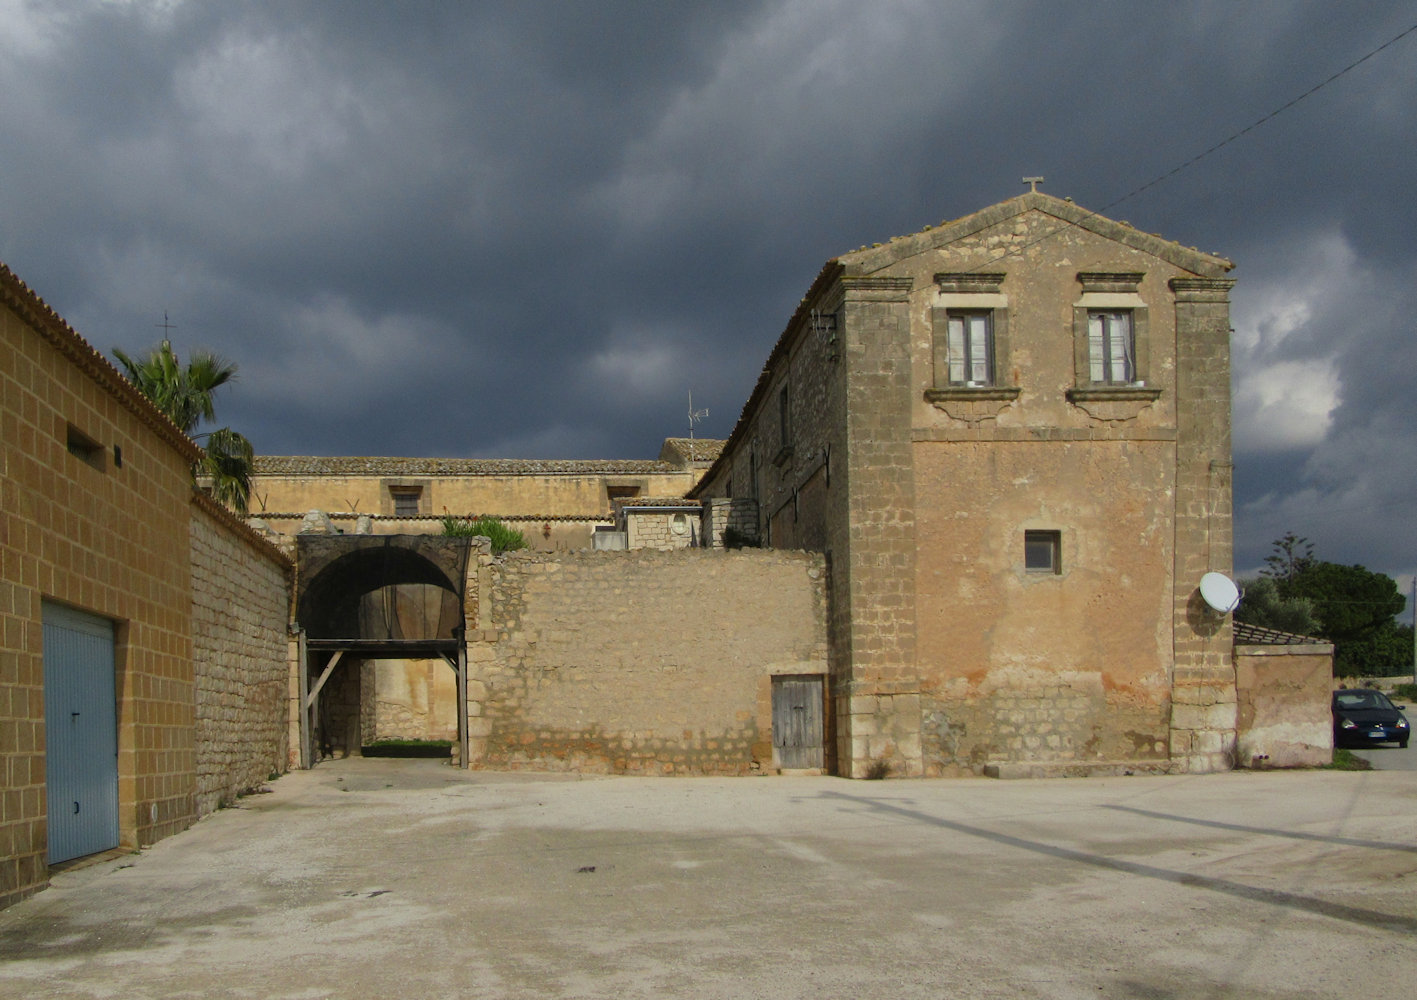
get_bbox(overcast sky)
[2,1,1415,592]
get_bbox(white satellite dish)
[1198,572,1241,614]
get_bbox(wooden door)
[772,675,824,769]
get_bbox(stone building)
[0,263,291,908]
[690,189,1239,778]
[248,437,723,548]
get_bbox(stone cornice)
[1169,277,1237,303]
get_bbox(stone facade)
[190,496,292,813]
[1,265,202,906]
[0,262,293,908]
[470,548,828,774]
[248,446,721,549]
[692,191,1238,778]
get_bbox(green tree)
[1234,576,1319,636]
[1259,532,1314,583]
[1252,534,1409,676]
[113,339,254,513]
[1282,561,1405,646]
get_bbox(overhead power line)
[969,18,1417,272]
[1100,18,1417,217]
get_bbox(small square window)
[1088,311,1134,384]
[947,311,994,385]
[389,486,422,517]
[1025,530,1061,574]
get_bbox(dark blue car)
[1332,689,1410,749]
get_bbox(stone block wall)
[1168,278,1238,773]
[190,496,292,814]
[623,509,699,550]
[702,498,759,548]
[474,548,828,774]
[1,275,204,908]
[1234,642,1334,768]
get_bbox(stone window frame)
[1067,272,1162,403]
[925,273,1020,404]
[383,480,430,517]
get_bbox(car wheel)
[1400,739,1409,749]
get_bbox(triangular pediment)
[836,191,1233,278]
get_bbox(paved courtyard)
[1,759,1414,999]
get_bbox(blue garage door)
[43,602,120,863]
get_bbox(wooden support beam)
[298,629,311,769]
[305,648,345,710]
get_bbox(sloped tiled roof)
[618,497,701,509]
[1233,621,1330,646]
[658,437,725,466]
[253,456,679,477]
[0,260,204,462]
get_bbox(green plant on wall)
[442,515,527,554]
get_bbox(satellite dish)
[1198,572,1241,614]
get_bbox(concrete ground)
[1,761,1415,1000]
[1353,738,1416,770]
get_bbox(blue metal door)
[43,602,120,863]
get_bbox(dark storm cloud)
[1,0,1414,591]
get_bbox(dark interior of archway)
[298,546,463,641]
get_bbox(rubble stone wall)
[474,548,828,774]
[190,498,291,814]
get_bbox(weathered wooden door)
[772,675,824,769]
[43,603,120,863]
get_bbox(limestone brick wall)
[474,548,828,774]
[1168,279,1238,773]
[837,277,921,777]
[190,497,292,813]
[358,658,458,742]
[1234,643,1334,769]
[702,498,760,548]
[1,278,202,908]
[624,510,698,550]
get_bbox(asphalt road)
[1,761,1414,1000]
[1352,739,1417,770]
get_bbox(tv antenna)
[688,391,708,442]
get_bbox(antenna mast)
[688,391,708,443]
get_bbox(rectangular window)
[778,385,791,450]
[66,424,105,471]
[1088,311,1134,384]
[1025,530,1061,574]
[947,311,994,385]
[389,486,422,517]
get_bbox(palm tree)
[114,339,255,513]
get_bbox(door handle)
[73,802,80,814]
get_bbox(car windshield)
[1333,691,1393,711]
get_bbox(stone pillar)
[1169,277,1238,773]
[837,276,922,777]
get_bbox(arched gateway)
[294,535,474,768]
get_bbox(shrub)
[442,515,527,553]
